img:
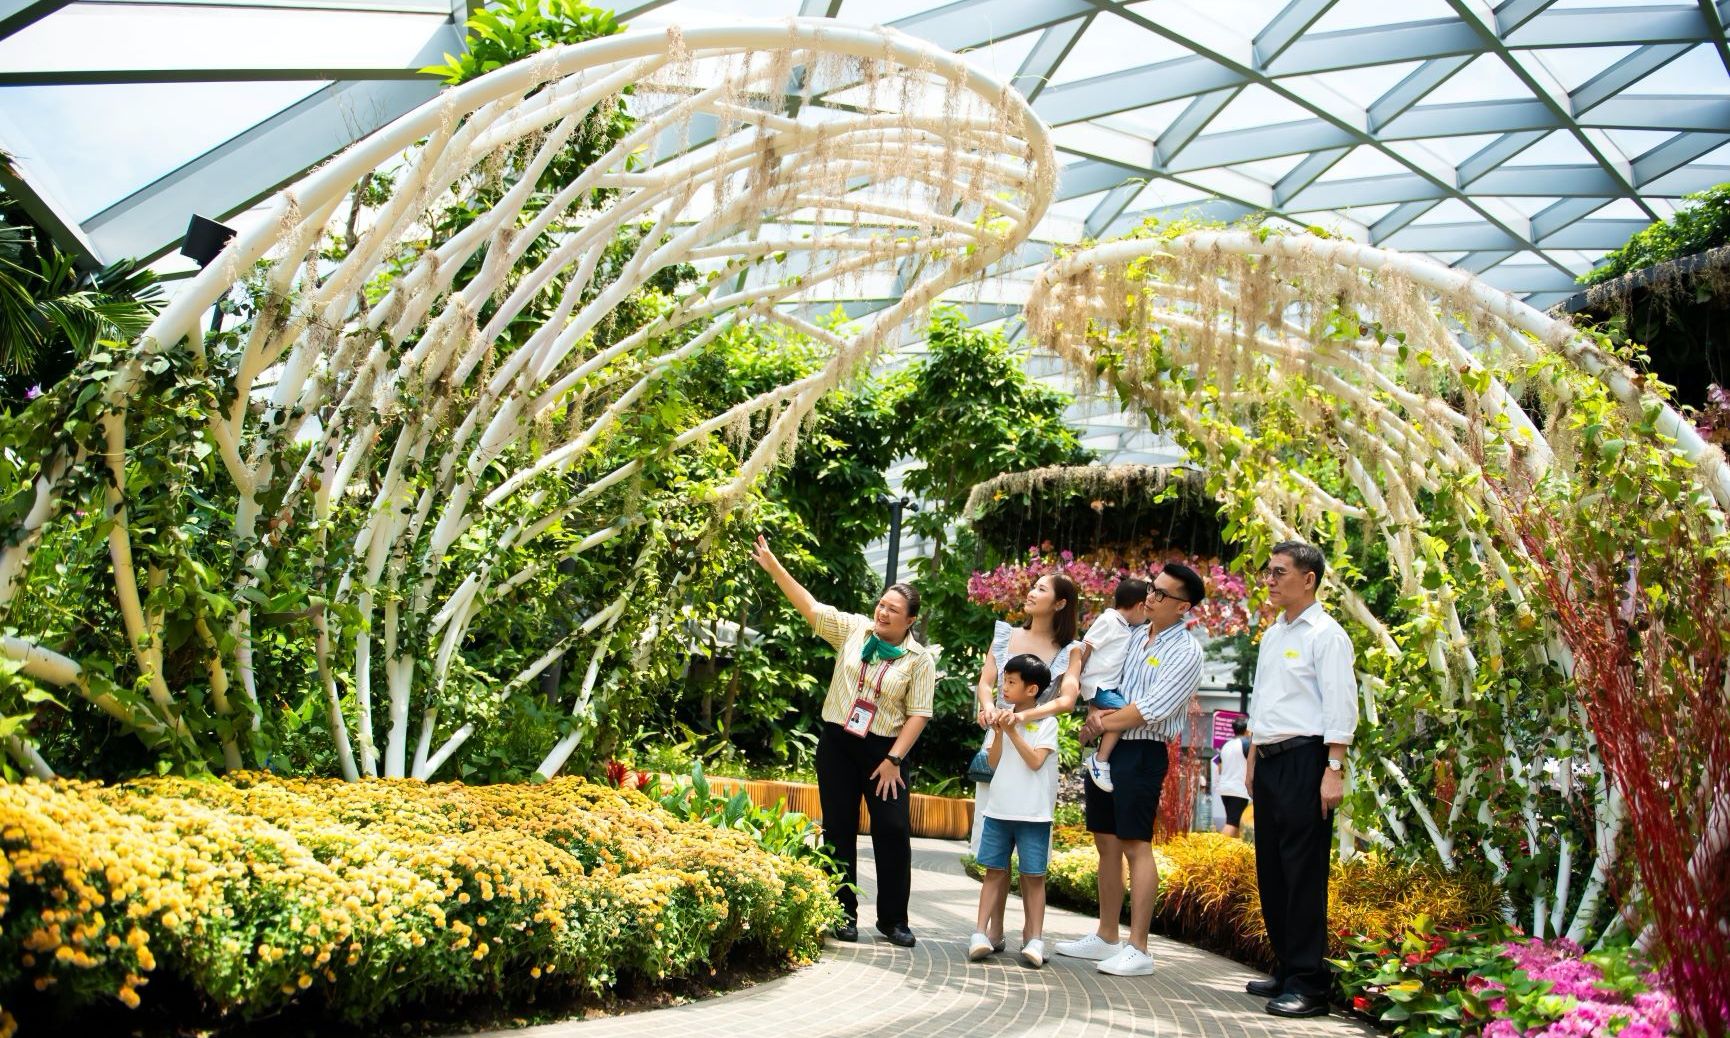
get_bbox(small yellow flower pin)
[1146,655,1161,667]
[1284,648,1300,659]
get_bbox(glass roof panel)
[0,80,327,218]
[1284,61,1425,107]
[1314,145,1411,180]
[1501,130,1599,166]
[1634,44,1730,95]
[956,32,1042,84]
[1096,99,1193,140]
[1422,54,1537,105]
[1202,84,1314,134]
[1231,154,1307,182]
[1045,15,1191,86]
[1308,0,1460,34]
[0,4,449,75]
[1521,45,1638,92]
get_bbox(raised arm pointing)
[751,534,819,625]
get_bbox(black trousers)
[1252,738,1333,998]
[816,722,912,926]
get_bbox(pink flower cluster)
[1480,938,1677,1038]
[967,543,1257,637]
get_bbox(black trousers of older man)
[1252,737,1333,999]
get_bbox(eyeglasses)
[1263,565,1292,581]
[1149,587,1193,605]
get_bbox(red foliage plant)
[1493,482,1730,1038]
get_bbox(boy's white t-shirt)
[981,715,1061,823]
[1079,608,1136,698]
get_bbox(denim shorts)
[977,817,1053,876]
[1090,687,1128,710]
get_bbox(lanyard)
[854,655,897,702]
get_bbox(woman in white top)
[969,573,1078,932]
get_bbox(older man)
[1243,540,1359,1018]
[1054,562,1206,978]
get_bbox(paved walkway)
[473,838,1373,1037]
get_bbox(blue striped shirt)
[1114,619,1204,741]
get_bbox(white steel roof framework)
[2,0,1727,308]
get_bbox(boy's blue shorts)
[1090,687,1128,710]
[977,817,1053,876]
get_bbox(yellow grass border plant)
[0,773,840,1030]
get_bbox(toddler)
[1074,578,1150,792]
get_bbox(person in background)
[752,534,935,949]
[1215,715,1251,839]
[1242,540,1359,1018]
[968,653,1060,969]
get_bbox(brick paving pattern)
[470,837,1373,1037]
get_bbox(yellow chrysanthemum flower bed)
[0,773,838,1028]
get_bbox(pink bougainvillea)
[967,543,1257,637]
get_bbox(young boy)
[970,653,1060,968]
[1071,577,1151,792]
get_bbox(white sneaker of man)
[1097,944,1155,976]
[1019,938,1046,969]
[1054,933,1123,960]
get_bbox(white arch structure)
[0,21,1054,782]
[1027,230,1730,941]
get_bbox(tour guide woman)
[753,534,936,947]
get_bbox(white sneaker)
[1087,753,1115,792]
[1020,938,1046,969]
[1055,933,1123,960]
[968,932,996,961]
[1097,944,1154,976]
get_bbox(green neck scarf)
[861,632,908,665]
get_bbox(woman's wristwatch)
[885,753,905,768]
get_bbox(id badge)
[843,697,878,737]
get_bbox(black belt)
[1255,735,1322,758]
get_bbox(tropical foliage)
[1580,182,1730,286]
[0,192,163,408]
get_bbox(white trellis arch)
[0,21,1055,782]
[1026,230,1730,942]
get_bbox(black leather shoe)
[831,923,858,942]
[875,920,917,947]
[1245,977,1282,997]
[1266,991,1329,1018]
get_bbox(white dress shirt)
[1248,601,1359,746]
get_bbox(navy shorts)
[1084,740,1168,842]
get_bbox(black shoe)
[875,920,916,947]
[831,922,858,942]
[1245,977,1282,998]
[1266,992,1329,1018]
